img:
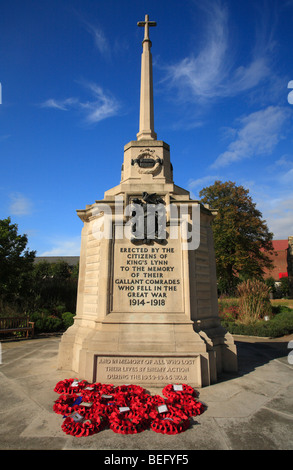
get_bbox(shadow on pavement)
[218,337,291,383]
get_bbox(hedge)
[221,307,293,338]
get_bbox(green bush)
[279,277,290,298]
[29,310,75,333]
[265,276,276,296]
[221,306,293,337]
[272,305,292,314]
[54,304,67,315]
[62,312,75,330]
[43,316,63,332]
[30,311,63,333]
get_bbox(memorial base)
[58,312,237,387]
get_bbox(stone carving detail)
[130,192,166,244]
[131,149,163,175]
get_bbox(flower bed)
[219,299,293,338]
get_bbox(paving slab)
[0,334,292,452]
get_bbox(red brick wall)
[262,240,289,281]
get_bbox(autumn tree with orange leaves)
[199,181,274,295]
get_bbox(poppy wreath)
[112,391,132,407]
[130,399,152,418]
[82,382,104,396]
[54,378,89,395]
[150,410,190,435]
[167,395,204,417]
[128,391,149,405]
[72,396,98,419]
[109,409,149,435]
[91,401,108,419]
[54,379,205,436]
[145,394,166,407]
[98,384,115,395]
[149,404,188,421]
[53,393,81,415]
[81,384,113,403]
[61,413,107,437]
[162,384,195,399]
[80,388,99,402]
[114,384,146,397]
[143,395,168,418]
[88,382,103,390]
[93,395,120,416]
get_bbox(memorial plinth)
[57,15,237,387]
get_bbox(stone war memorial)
[58,15,238,388]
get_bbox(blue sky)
[0,0,293,256]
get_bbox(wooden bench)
[0,317,34,338]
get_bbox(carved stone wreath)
[131,149,163,175]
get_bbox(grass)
[270,298,293,308]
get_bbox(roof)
[272,240,289,251]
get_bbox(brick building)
[262,237,293,297]
[263,239,289,281]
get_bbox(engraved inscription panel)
[95,355,200,385]
[111,238,184,313]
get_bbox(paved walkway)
[0,334,292,451]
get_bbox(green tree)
[279,276,290,298]
[30,260,78,313]
[70,262,79,281]
[265,276,276,297]
[50,261,71,279]
[0,217,36,307]
[199,181,274,295]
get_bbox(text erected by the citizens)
[112,242,184,312]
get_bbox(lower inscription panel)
[94,355,201,386]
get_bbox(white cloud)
[83,21,111,58]
[70,7,112,58]
[239,164,293,240]
[257,192,293,239]
[40,236,81,256]
[188,174,222,199]
[40,98,78,111]
[162,0,273,105]
[9,193,33,216]
[231,57,270,95]
[41,83,120,124]
[211,106,290,168]
[281,168,293,184]
[79,83,120,123]
[164,1,229,103]
[188,175,222,189]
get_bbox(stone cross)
[137,14,157,41]
[136,14,157,141]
